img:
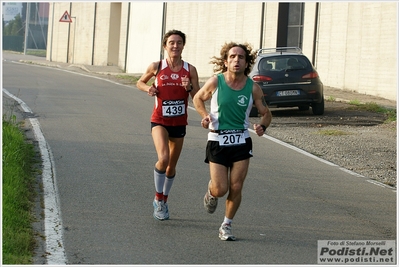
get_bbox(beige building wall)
[47,3,72,62]
[118,2,130,69]
[125,2,164,73]
[47,2,120,66]
[316,2,397,100]
[302,2,317,61]
[106,3,121,66]
[163,2,264,77]
[261,2,279,49]
[91,3,108,66]
[47,2,397,101]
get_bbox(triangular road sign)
[59,10,72,23]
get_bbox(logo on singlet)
[171,74,179,80]
[237,95,249,107]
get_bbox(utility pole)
[23,2,30,54]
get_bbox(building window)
[277,2,304,49]
[287,3,304,48]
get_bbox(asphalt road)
[2,60,396,265]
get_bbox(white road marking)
[189,105,395,192]
[3,61,394,265]
[258,130,396,192]
[2,88,67,265]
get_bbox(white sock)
[223,217,233,225]
[163,175,175,197]
[154,168,165,194]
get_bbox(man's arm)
[193,76,217,128]
[188,65,200,98]
[252,83,272,136]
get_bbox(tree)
[4,14,24,36]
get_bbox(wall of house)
[316,2,397,100]
[92,3,111,66]
[301,2,317,61]
[117,2,130,69]
[107,3,121,66]
[159,2,264,77]
[124,2,164,74]
[47,2,113,65]
[47,2,71,63]
[47,2,397,101]
[261,2,280,50]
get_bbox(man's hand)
[253,123,266,136]
[201,116,211,129]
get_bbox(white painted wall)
[315,2,397,100]
[47,3,72,63]
[47,2,397,101]
[302,2,317,61]
[261,2,279,49]
[125,2,164,74]
[92,3,110,66]
[163,2,264,77]
[118,2,130,69]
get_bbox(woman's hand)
[181,75,191,91]
[147,84,159,97]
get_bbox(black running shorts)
[151,122,186,138]
[205,137,253,167]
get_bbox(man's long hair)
[210,42,256,76]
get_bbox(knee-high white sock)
[154,168,166,198]
[163,175,175,201]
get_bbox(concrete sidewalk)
[3,51,397,109]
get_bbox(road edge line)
[2,88,67,264]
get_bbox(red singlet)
[151,59,191,126]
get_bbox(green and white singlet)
[208,73,254,142]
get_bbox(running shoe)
[204,187,218,214]
[219,223,236,241]
[153,199,168,221]
[163,202,169,220]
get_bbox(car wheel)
[312,98,324,115]
[249,106,258,117]
[298,105,310,111]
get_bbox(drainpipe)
[66,3,72,62]
[91,2,97,65]
[124,2,130,72]
[259,2,265,49]
[24,3,30,54]
[50,2,54,61]
[312,2,320,66]
[160,2,167,60]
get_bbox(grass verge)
[4,49,46,57]
[116,75,140,83]
[116,75,154,85]
[348,101,396,123]
[2,119,36,264]
[316,129,352,136]
[26,49,46,57]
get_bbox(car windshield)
[259,56,308,72]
